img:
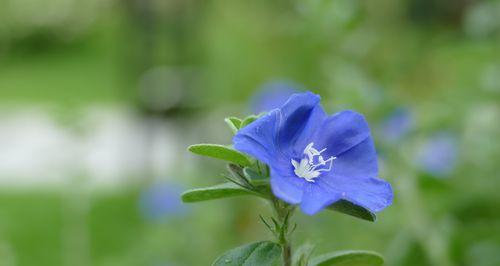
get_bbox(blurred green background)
[0,0,499,265]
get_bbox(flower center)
[291,142,336,182]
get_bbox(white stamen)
[292,142,336,182]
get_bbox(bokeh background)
[0,0,499,265]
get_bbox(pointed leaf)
[181,183,262,203]
[212,241,282,266]
[310,250,384,266]
[328,200,376,222]
[225,117,242,134]
[188,144,252,167]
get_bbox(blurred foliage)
[0,0,499,265]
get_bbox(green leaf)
[240,115,259,128]
[181,183,264,203]
[327,200,376,222]
[225,117,242,134]
[188,144,252,167]
[309,250,384,266]
[212,241,282,266]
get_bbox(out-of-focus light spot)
[466,241,500,266]
[463,104,499,169]
[0,107,180,189]
[0,109,77,187]
[415,132,459,178]
[480,64,500,93]
[2,0,112,41]
[139,182,187,222]
[325,63,383,108]
[378,108,415,144]
[464,1,500,38]
[138,67,185,112]
[250,80,301,113]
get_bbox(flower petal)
[233,110,280,165]
[322,176,392,213]
[294,107,390,214]
[270,169,305,204]
[312,110,371,158]
[234,92,324,164]
[300,182,341,215]
[320,138,392,213]
[276,92,325,157]
[332,137,378,179]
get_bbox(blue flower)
[234,92,393,215]
[139,182,187,221]
[251,81,301,113]
[378,108,414,144]
[416,132,458,178]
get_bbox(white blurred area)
[0,106,180,189]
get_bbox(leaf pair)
[225,115,260,134]
[213,241,384,266]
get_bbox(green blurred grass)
[0,190,143,266]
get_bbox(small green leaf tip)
[225,117,242,134]
[212,241,282,266]
[188,144,252,167]
[310,250,384,266]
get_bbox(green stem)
[272,198,294,266]
[282,241,292,266]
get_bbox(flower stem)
[282,241,292,266]
[272,198,295,266]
